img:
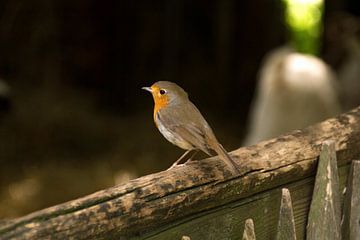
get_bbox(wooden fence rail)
[276,188,296,240]
[0,106,359,239]
[240,142,359,240]
[307,140,341,240]
[341,160,360,240]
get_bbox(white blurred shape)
[244,47,341,145]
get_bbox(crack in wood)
[0,106,359,239]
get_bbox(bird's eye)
[159,89,166,95]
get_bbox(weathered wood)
[276,188,296,240]
[341,160,360,240]
[181,236,191,240]
[306,140,341,240]
[0,107,359,239]
[242,218,256,240]
[143,168,350,240]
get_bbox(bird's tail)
[213,143,240,174]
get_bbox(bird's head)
[142,81,188,110]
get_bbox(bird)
[142,81,239,174]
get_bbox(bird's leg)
[167,150,192,170]
[183,150,199,164]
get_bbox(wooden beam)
[306,140,341,240]
[0,107,359,239]
[341,160,360,240]
[276,188,296,240]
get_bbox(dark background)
[0,0,358,218]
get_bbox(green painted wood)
[242,219,256,240]
[276,188,296,240]
[141,165,350,240]
[341,160,360,240]
[307,140,341,240]
[0,107,359,239]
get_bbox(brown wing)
[159,100,240,174]
[158,102,213,156]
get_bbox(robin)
[142,81,239,174]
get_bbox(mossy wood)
[0,107,360,240]
[307,141,341,240]
[341,160,360,239]
[276,188,296,240]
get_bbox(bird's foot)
[166,163,185,170]
[166,150,199,170]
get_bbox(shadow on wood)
[0,107,360,239]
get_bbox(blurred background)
[0,0,359,219]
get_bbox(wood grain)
[307,141,341,240]
[341,160,360,240]
[276,188,296,240]
[0,106,359,240]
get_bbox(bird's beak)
[142,87,152,92]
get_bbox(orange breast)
[153,94,169,124]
